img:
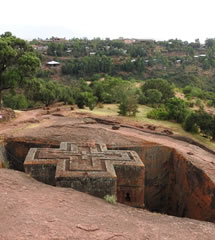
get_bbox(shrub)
[3,94,29,110]
[138,93,147,105]
[104,195,117,204]
[207,100,213,107]
[16,95,29,109]
[147,98,190,123]
[195,98,202,107]
[97,102,104,108]
[187,101,194,107]
[145,89,163,104]
[147,107,169,120]
[142,78,174,103]
[166,98,190,123]
[183,112,198,133]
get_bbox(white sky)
[1,0,215,42]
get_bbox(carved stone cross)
[24,142,145,207]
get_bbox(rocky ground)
[0,104,215,239]
[1,168,215,240]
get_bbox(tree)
[184,110,215,140]
[195,111,214,139]
[142,78,174,103]
[166,98,189,123]
[0,32,40,108]
[145,89,162,105]
[3,93,29,110]
[118,90,138,117]
[183,112,198,133]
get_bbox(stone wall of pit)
[0,144,7,168]
[5,139,59,171]
[109,144,215,222]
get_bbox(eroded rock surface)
[0,168,215,240]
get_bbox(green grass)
[77,104,119,116]
[76,104,215,150]
[104,194,117,204]
[3,160,9,169]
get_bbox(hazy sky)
[1,0,215,42]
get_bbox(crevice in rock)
[108,144,215,222]
[4,137,59,171]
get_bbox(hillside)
[34,38,215,90]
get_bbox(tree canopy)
[0,32,40,108]
[142,78,174,103]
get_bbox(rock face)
[106,144,215,222]
[5,137,59,171]
[24,142,145,208]
[0,144,7,168]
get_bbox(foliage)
[3,94,29,110]
[104,195,117,204]
[36,69,52,78]
[138,93,148,105]
[147,98,190,123]
[25,78,75,107]
[118,96,138,116]
[166,98,190,123]
[47,42,65,56]
[183,85,204,99]
[147,106,169,120]
[91,76,136,104]
[62,56,113,76]
[0,32,40,108]
[145,89,163,105]
[183,112,199,133]
[195,111,215,140]
[183,110,215,140]
[118,87,139,116]
[142,78,174,103]
[75,92,97,110]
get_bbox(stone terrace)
[24,142,145,207]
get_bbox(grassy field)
[77,104,215,150]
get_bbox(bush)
[138,93,148,105]
[187,101,194,107]
[75,92,98,110]
[97,102,104,108]
[166,98,190,123]
[3,94,29,110]
[142,78,174,103]
[207,100,213,107]
[145,89,162,104]
[147,107,169,120]
[183,112,198,133]
[36,69,52,78]
[195,98,202,107]
[147,98,190,123]
[104,195,117,204]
